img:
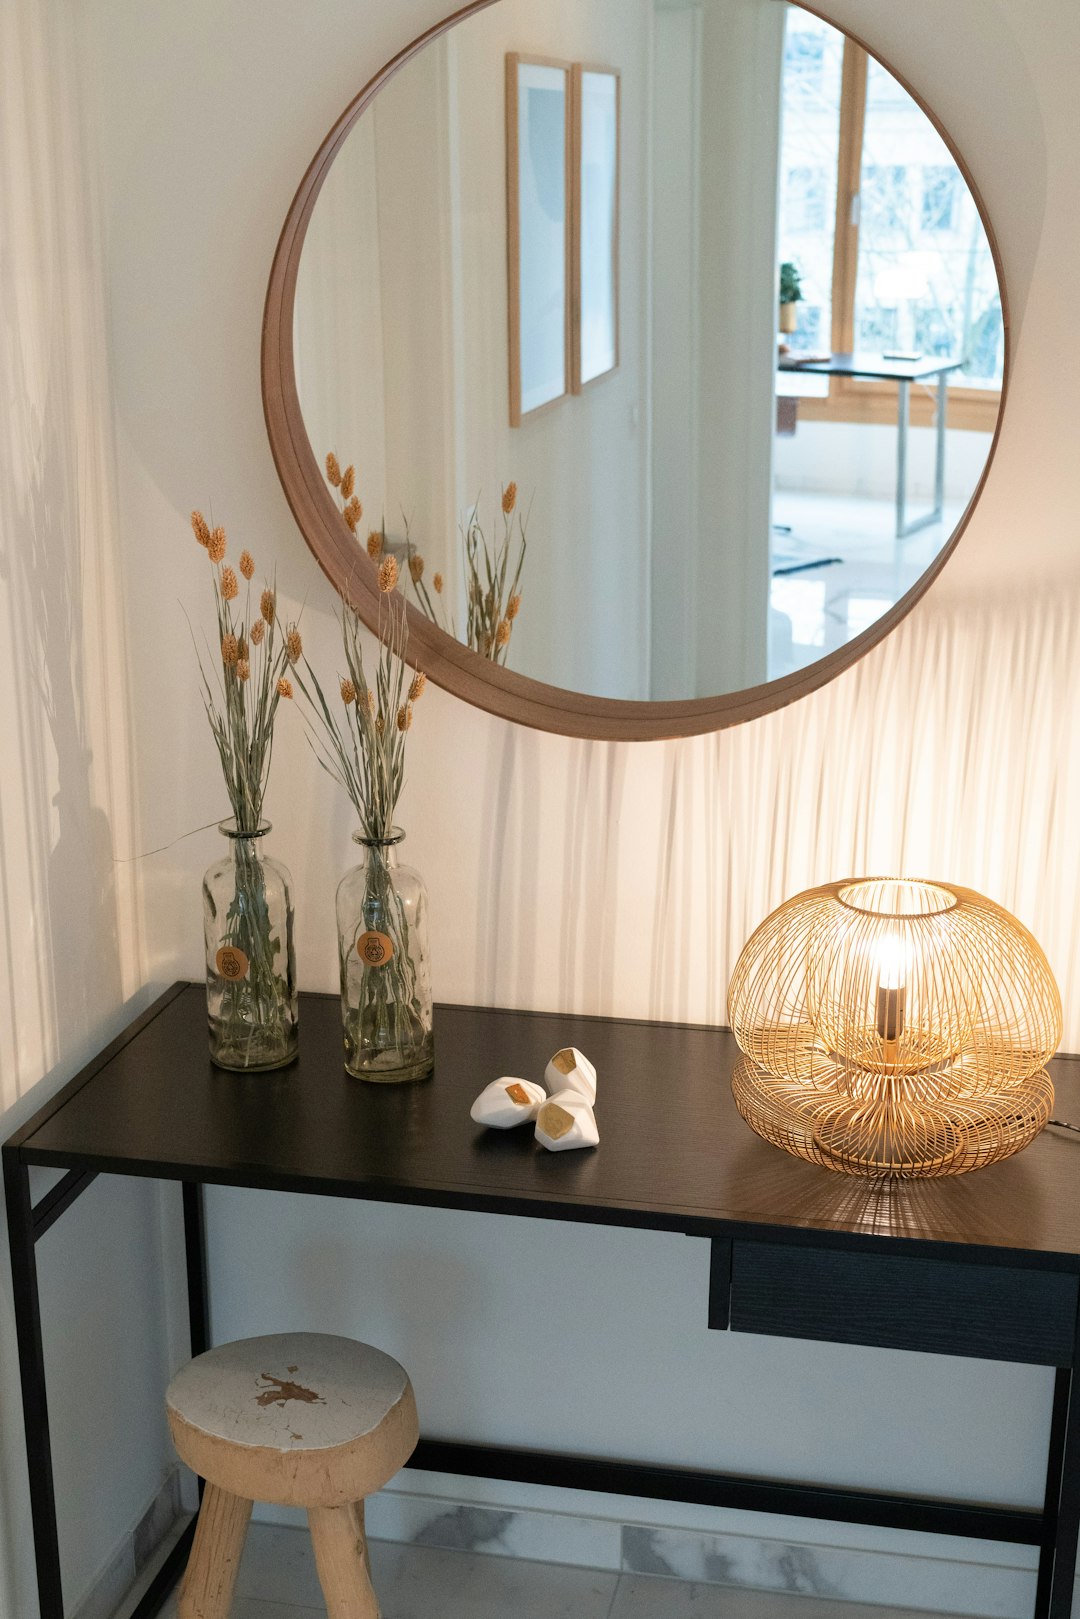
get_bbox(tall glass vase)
[203,820,298,1071]
[337,830,433,1082]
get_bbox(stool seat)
[167,1334,418,1618]
[167,1332,418,1509]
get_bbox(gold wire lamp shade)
[728,879,1062,1178]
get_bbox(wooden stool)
[166,1332,418,1619]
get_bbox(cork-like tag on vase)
[540,1103,575,1140]
[551,1048,576,1075]
[215,946,249,981]
[505,1082,530,1106]
[357,930,395,967]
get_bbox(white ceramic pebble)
[470,1077,547,1129]
[543,1046,597,1104]
[535,1090,600,1153]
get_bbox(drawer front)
[729,1241,1078,1366]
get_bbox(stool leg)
[308,1500,380,1619]
[178,1483,252,1619]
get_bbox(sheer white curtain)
[0,1,165,1612]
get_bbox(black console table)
[6,983,1080,1619]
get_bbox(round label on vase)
[357,930,395,967]
[215,946,249,981]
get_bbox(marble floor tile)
[234,1522,324,1607]
[367,1539,619,1618]
[230,1602,323,1619]
[159,1600,324,1619]
[151,1526,965,1619]
[155,1529,619,1619]
[609,1575,956,1618]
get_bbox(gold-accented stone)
[551,1049,576,1075]
[505,1082,530,1106]
[539,1102,575,1141]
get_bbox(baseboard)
[71,1469,182,1619]
[258,1479,1050,1619]
[75,1465,1068,1619]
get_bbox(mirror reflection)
[294,0,1004,703]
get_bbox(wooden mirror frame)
[262,0,1009,742]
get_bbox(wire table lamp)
[728,879,1062,1178]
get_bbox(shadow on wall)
[0,0,149,1610]
[0,0,145,1111]
[464,578,1080,1045]
[2,387,125,1058]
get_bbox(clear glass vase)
[203,820,298,1071]
[337,829,434,1082]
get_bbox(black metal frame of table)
[6,984,1080,1619]
[779,352,965,539]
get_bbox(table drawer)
[729,1241,1078,1366]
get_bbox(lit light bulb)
[875,930,906,1043]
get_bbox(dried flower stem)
[320,454,527,667]
[190,551,289,834]
[187,512,293,1062]
[401,514,457,639]
[292,591,412,841]
[400,491,528,665]
[291,580,427,1064]
[461,488,528,665]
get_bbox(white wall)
[294,112,389,529]
[651,0,782,698]
[2,0,1079,1614]
[693,0,781,693]
[449,0,653,698]
[295,0,653,698]
[775,420,995,503]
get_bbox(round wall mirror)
[264,0,1007,740]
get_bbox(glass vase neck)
[218,818,271,842]
[353,827,405,851]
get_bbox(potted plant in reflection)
[188,512,299,1071]
[293,490,434,1083]
[779,261,803,340]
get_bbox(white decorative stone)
[543,1047,597,1103]
[535,1090,600,1152]
[470,1078,547,1129]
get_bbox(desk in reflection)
[779,352,964,539]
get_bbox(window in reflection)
[776,12,842,365]
[769,9,1002,685]
[854,60,1004,389]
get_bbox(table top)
[8,984,1080,1266]
[778,351,964,383]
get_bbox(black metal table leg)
[4,1155,66,1619]
[3,1166,209,1619]
[1049,1359,1080,1618]
[118,1182,208,1619]
[183,1181,209,1358]
[1034,1368,1070,1616]
[182,1179,209,1522]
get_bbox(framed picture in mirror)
[506,54,572,427]
[572,64,620,393]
